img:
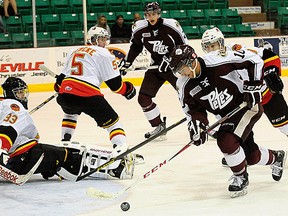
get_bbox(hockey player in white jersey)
[54,27,136,161]
[0,77,135,182]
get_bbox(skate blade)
[230,187,248,198]
[153,134,167,142]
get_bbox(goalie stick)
[86,101,247,199]
[77,117,187,181]
[0,153,44,185]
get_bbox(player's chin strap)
[87,102,248,199]
[78,102,247,182]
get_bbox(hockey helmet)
[87,26,110,46]
[2,77,29,103]
[258,38,273,51]
[169,45,198,77]
[201,27,225,53]
[144,2,161,15]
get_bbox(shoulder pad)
[132,20,148,32]
[163,18,182,29]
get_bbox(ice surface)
[1,78,288,216]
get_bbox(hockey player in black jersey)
[169,44,286,198]
[119,2,188,140]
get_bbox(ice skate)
[271,150,287,181]
[144,117,167,141]
[228,173,249,198]
[108,153,136,179]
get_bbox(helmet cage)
[2,78,29,103]
[87,27,110,46]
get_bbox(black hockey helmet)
[144,2,161,14]
[2,77,29,103]
[170,45,198,76]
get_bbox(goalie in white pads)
[0,77,135,182]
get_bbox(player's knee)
[138,93,152,107]
[217,131,240,154]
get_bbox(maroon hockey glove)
[188,120,208,146]
[264,66,284,94]
[123,81,136,100]
[119,59,132,76]
[243,80,262,109]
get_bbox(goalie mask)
[201,27,225,55]
[169,45,198,78]
[87,26,110,47]
[2,77,29,108]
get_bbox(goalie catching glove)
[264,66,284,94]
[188,119,208,146]
[243,80,262,109]
[118,59,132,76]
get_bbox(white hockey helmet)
[87,26,110,46]
[201,27,225,53]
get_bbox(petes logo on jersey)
[200,88,233,110]
[149,41,168,54]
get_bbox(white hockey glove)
[264,66,284,94]
[188,120,208,146]
[118,59,132,76]
[158,56,171,72]
[243,80,262,109]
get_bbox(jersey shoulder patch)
[163,18,181,29]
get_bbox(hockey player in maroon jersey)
[201,27,288,167]
[0,77,135,183]
[169,44,286,198]
[119,2,188,140]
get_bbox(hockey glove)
[243,80,262,109]
[54,73,65,92]
[264,66,284,94]
[123,81,136,100]
[188,120,208,146]
[158,56,171,72]
[119,59,132,76]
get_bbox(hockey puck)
[120,202,130,211]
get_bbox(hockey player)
[119,2,188,140]
[170,44,286,198]
[201,27,288,166]
[0,77,135,182]
[54,26,136,158]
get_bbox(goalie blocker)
[2,141,135,182]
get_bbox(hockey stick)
[27,65,60,115]
[0,153,44,185]
[39,64,58,78]
[29,93,58,114]
[86,102,247,199]
[76,117,187,181]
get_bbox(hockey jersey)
[0,99,39,154]
[60,45,121,97]
[126,18,188,65]
[177,49,264,121]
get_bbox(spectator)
[2,0,19,18]
[111,15,132,43]
[94,15,111,38]
[133,12,142,23]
